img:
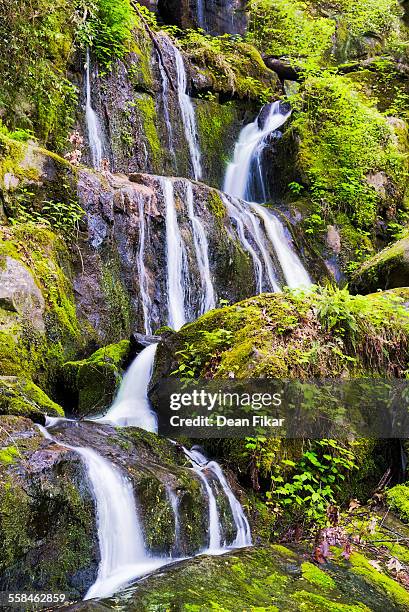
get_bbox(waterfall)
[174,45,202,180]
[224,101,291,201]
[166,486,181,555]
[251,203,311,289]
[162,178,188,330]
[206,461,252,547]
[94,344,158,432]
[157,51,177,172]
[85,48,104,170]
[223,194,280,293]
[223,100,312,289]
[137,195,154,335]
[186,182,216,313]
[37,425,168,601]
[196,0,206,30]
[184,447,222,553]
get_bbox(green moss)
[62,340,131,417]
[205,190,227,220]
[301,562,336,592]
[178,34,279,101]
[0,479,33,572]
[0,446,19,465]
[135,95,163,168]
[292,591,370,611]
[386,483,409,523]
[350,552,409,608]
[0,378,64,419]
[101,261,133,342]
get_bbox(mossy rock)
[0,377,64,422]
[386,483,409,523]
[0,416,96,597]
[351,233,409,293]
[71,544,406,610]
[62,340,131,417]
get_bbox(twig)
[130,0,176,92]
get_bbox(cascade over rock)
[81,33,267,188]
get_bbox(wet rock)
[61,340,131,417]
[0,416,97,598]
[158,0,248,35]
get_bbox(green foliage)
[386,483,409,523]
[9,190,85,240]
[77,0,136,68]
[268,440,357,525]
[292,74,406,230]
[247,0,335,69]
[0,0,80,149]
[172,329,233,379]
[177,30,276,101]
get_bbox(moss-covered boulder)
[153,287,409,381]
[0,416,97,597]
[62,340,131,417]
[0,378,63,422]
[70,542,409,610]
[386,483,409,523]
[351,233,409,292]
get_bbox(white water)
[94,344,158,431]
[223,194,280,293]
[184,447,223,553]
[162,178,187,330]
[186,182,216,313]
[174,45,202,180]
[37,425,168,601]
[137,195,154,335]
[251,203,311,288]
[157,51,177,171]
[206,461,252,548]
[85,48,104,170]
[224,101,291,201]
[166,486,181,555]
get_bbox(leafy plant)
[269,440,357,525]
[172,329,233,379]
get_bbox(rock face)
[75,170,258,340]
[351,233,409,293]
[0,416,245,595]
[0,256,45,331]
[82,31,263,189]
[0,417,97,598]
[158,0,248,35]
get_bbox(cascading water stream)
[93,344,158,431]
[174,45,202,180]
[185,182,216,313]
[37,423,168,601]
[183,447,223,553]
[206,461,252,547]
[250,202,311,288]
[85,48,104,170]
[166,486,182,556]
[222,194,280,293]
[182,446,252,551]
[137,195,154,335]
[224,101,291,201]
[223,101,312,289]
[161,178,188,331]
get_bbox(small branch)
[130,0,176,92]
